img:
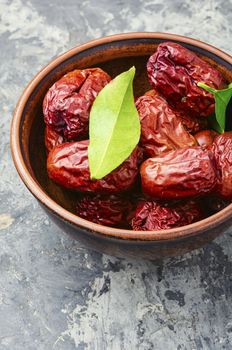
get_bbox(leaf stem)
[197,82,216,94]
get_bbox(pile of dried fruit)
[43,42,232,231]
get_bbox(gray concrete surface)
[0,0,232,349]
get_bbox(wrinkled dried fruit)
[194,130,218,149]
[45,126,64,153]
[211,132,232,198]
[132,200,203,230]
[136,90,196,157]
[47,140,142,193]
[147,42,226,117]
[43,68,111,140]
[177,112,208,134]
[144,89,208,134]
[76,194,134,228]
[140,147,217,199]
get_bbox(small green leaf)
[208,113,223,134]
[88,67,141,180]
[197,82,232,133]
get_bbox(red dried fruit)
[136,90,196,157]
[140,147,217,199]
[211,132,232,198]
[194,130,218,149]
[177,112,208,134]
[76,194,134,228]
[47,140,142,193]
[43,68,111,140]
[132,200,203,230]
[45,126,64,153]
[145,89,208,134]
[147,42,226,117]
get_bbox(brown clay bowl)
[11,32,232,259]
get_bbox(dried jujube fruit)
[177,112,208,134]
[45,126,64,153]
[140,147,217,199]
[43,68,111,140]
[211,132,232,198]
[47,140,142,193]
[147,42,226,117]
[194,130,218,149]
[132,200,203,230]
[136,90,196,157]
[143,89,208,134]
[76,194,134,228]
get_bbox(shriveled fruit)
[194,130,218,149]
[211,132,232,198]
[132,200,203,230]
[140,147,217,199]
[147,42,226,117]
[43,68,111,140]
[45,126,64,153]
[136,89,196,157]
[76,194,134,228]
[47,140,142,193]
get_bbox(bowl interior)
[19,36,232,233]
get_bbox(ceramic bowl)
[11,32,232,259]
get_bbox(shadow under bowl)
[11,32,232,259]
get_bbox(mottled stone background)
[0,0,232,349]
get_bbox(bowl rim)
[11,31,232,242]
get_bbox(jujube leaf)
[197,82,232,133]
[88,67,141,180]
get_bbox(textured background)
[1,0,232,349]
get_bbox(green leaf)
[197,82,232,133]
[88,66,141,180]
[208,113,222,134]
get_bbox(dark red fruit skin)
[43,68,111,140]
[132,200,203,230]
[144,90,208,134]
[47,140,142,193]
[136,90,196,157]
[177,111,208,134]
[140,147,217,199]
[76,194,134,228]
[211,132,232,198]
[45,126,64,153]
[147,42,226,117]
[194,130,218,149]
